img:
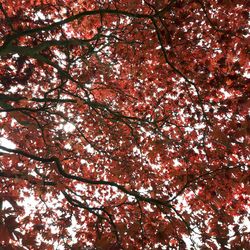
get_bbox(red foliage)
[0,0,249,249]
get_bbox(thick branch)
[0,145,172,207]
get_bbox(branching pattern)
[0,0,249,249]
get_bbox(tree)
[0,0,249,249]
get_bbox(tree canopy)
[0,0,249,249]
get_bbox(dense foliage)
[0,0,249,249]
